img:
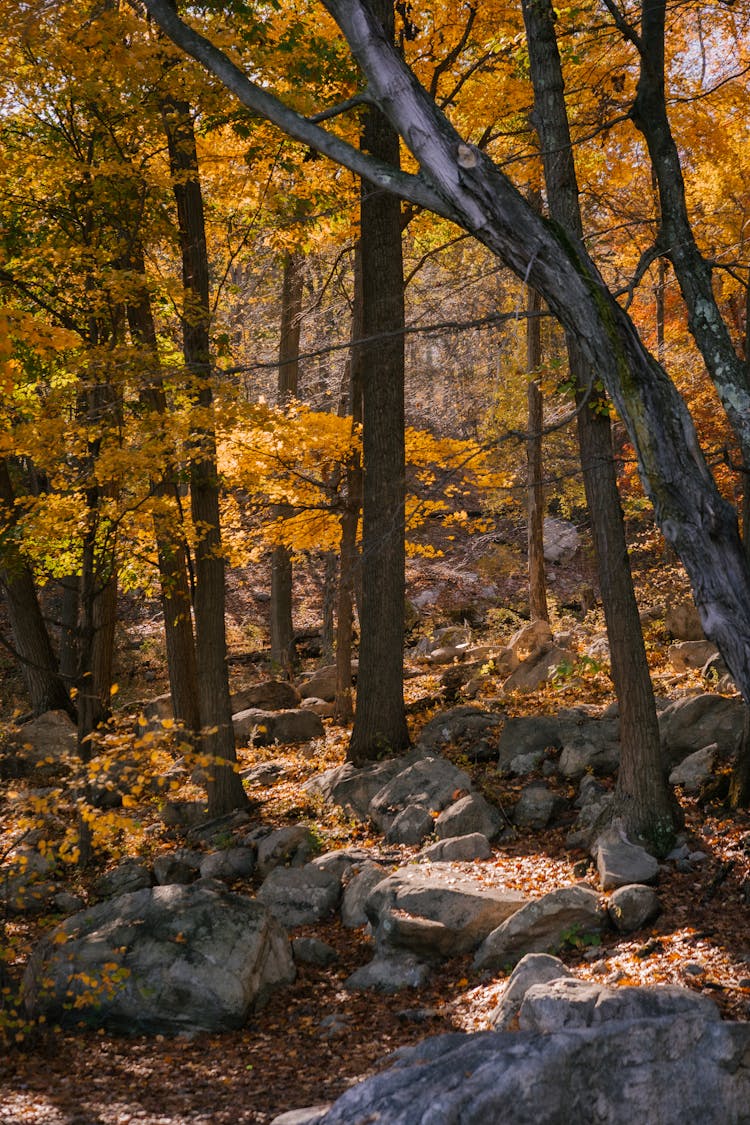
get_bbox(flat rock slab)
[312,1017,750,1124]
[519,979,719,1034]
[474,885,606,971]
[22,883,295,1034]
[366,869,528,958]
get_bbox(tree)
[140,0,750,725]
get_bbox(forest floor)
[2,523,750,1123]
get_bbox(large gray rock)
[474,885,606,971]
[298,664,356,703]
[233,708,324,747]
[420,833,492,863]
[94,860,152,899]
[366,869,527,959]
[489,953,573,1030]
[416,707,504,757]
[0,850,57,915]
[669,744,718,793]
[384,804,435,845]
[305,756,412,821]
[199,846,256,882]
[14,710,77,758]
[22,883,295,1034]
[313,1016,750,1124]
[497,716,563,772]
[513,783,568,829]
[502,646,573,693]
[257,826,317,877]
[543,517,579,564]
[257,864,341,928]
[668,640,719,672]
[519,979,720,1033]
[369,757,473,833]
[665,601,704,640]
[594,826,659,890]
[231,680,301,713]
[435,793,501,840]
[658,694,744,766]
[344,950,431,994]
[558,737,620,779]
[607,884,662,933]
[341,861,388,928]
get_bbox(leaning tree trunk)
[0,459,74,718]
[347,0,410,764]
[163,95,248,816]
[525,283,549,624]
[522,0,680,851]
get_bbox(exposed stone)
[257,864,341,928]
[607,884,662,933]
[22,883,295,1034]
[502,646,573,693]
[233,708,324,747]
[304,756,410,821]
[366,868,528,958]
[513,782,568,830]
[658,694,744,766]
[384,804,434,846]
[241,761,286,786]
[496,716,563,772]
[669,744,718,793]
[292,938,338,967]
[668,640,719,673]
[543,517,579,564]
[474,885,606,971]
[298,664,356,703]
[489,952,573,1030]
[665,601,704,641]
[13,710,77,759]
[94,860,152,899]
[416,707,503,757]
[435,793,501,841]
[344,950,431,993]
[507,619,553,658]
[199,846,257,882]
[558,737,620,779]
[230,680,301,713]
[419,833,492,863]
[369,757,473,833]
[519,979,719,1034]
[309,848,372,882]
[340,861,388,929]
[160,799,208,829]
[152,854,195,886]
[594,825,660,890]
[257,826,317,877]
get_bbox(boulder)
[384,804,435,846]
[310,1015,750,1124]
[305,756,411,821]
[152,854,196,886]
[257,826,317,877]
[93,860,152,899]
[519,979,719,1034]
[230,680,301,713]
[489,952,573,1030]
[565,777,613,850]
[502,646,573,693]
[607,884,661,933]
[507,619,553,659]
[369,757,473,833]
[497,715,563,773]
[344,950,431,993]
[0,850,57,915]
[257,864,341,928]
[668,640,719,673]
[14,710,77,759]
[593,825,660,890]
[309,848,373,882]
[658,694,744,766]
[669,744,718,793]
[341,861,388,929]
[474,885,606,971]
[543,517,579,564]
[199,846,257,882]
[513,782,568,829]
[558,736,620,779]
[420,833,492,863]
[366,869,528,958]
[665,601,704,641]
[22,883,295,1034]
[233,708,324,747]
[291,938,338,967]
[435,793,501,841]
[298,664,356,703]
[417,707,503,757]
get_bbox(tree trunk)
[0,461,73,718]
[163,95,248,816]
[522,0,680,851]
[525,282,548,623]
[126,254,200,735]
[347,0,409,764]
[270,250,304,674]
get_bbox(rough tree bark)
[522,0,680,849]
[0,458,74,717]
[525,284,548,624]
[347,0,410,764]
[270,250,303,675]
[162,95,248,816]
